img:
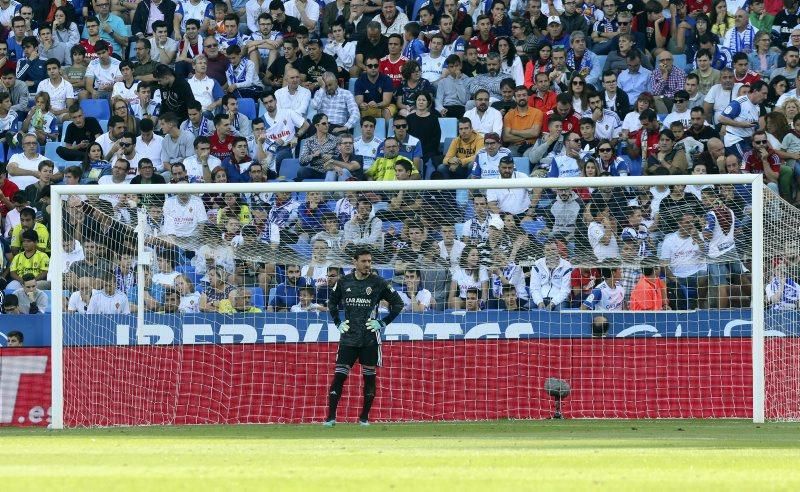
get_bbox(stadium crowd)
[0,0,797,316]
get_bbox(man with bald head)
[724,9,759,55]
[275,68,313,120]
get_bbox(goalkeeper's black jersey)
[328,272,404,347]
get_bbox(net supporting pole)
[751,179,765,424]
[50,187,64,429]
[137,208,146,331]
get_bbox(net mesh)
[52,179,791,426]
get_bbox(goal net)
[49,174,784,428]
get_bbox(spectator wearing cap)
[464,88,503,136]
[487,156,531,216]
[470,131,512,179]
[540,15,569,48]
[440,118,484,179]
[155,64,197,121]
[8,229,48,291]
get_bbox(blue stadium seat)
[280,158,300,181]
[673,54,687,72]
[442,136,455,155]
[657,113,667,123]
[268,287,277,306]
[80,99,110,120]
[513,157,529,172]
[99,119,108,132]
[521,220,545,237]
[176,265,200,286]
[237,98,257,120]
[250,287,266,309]
[411,0,426,21]
[306,103,316,120]
[348,77,357,93]
[61,121,71,141]
[382,221,403,234]
[377,268,394,281]
[595,55,607,72]
[290,242,312,259]
[454,222,465,238]
[440,118,457,143]
[45,141,66,167]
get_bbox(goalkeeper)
[324,248,404,426]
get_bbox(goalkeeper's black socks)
[359,373,376,422]
[327,371,348,421]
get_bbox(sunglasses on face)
[572,81,584,86]
[674,99,686,103]
[754,140,768,144]
[598,147,613,152]
[394,124,407,129]
[366,63,378,68]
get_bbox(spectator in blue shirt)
[267,264,308,312]
[6,16,25,61]
[354,55,396,120]
[16,36,46,93]
[221,136,256,182]
[402,21,427,62]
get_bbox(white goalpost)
[50,174,773,429]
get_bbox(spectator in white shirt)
[84,40,121,100]
[135,118,164,172]
[188,55,224,115]
[275,68,312,118]
[587,202,620,262]
[87,274,131,314]
[36,58,74,121]
[464,89,503,136]
[529,240,573,310]
[660,211,709,309]
[486,156,531,215]
[7,133,57,189]
[162,185,208,237]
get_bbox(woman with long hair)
[175,274,201,313]
[200,266,234,312]
[567,73,590,114]
[22,92,58,144]
[749,31,780,78]
[448,246,489,309]
[111,98,139,135]
[204,167,229,211]
[523,42,552,89]
[394,60,434,117]
[620,92,655,140]
[494,36,524,86]
[81,142,112,183]
[52,6,80,46]
[709,0,735,38]
[406,91,442,170]
[766,75,789,114]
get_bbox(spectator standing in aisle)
[718,79,768,159]
[155,64,197,121]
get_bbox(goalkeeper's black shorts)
[336,344,382,367]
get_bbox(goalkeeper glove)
[365,319,386,332]
[337,320,350,334]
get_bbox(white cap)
[547,15,561,25]
[488,215,504,230]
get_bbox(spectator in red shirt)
[210,113,235,161]
[628,109,662,160]
[528,71,557,113]
[469,14,495,63]
[732,52,761,85]
[571,267,600,308]
[0,164,18,216]
[742,130,793,198]
[378,33,407,89]
[543,92,580,135]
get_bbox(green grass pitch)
[2,420,800,491]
